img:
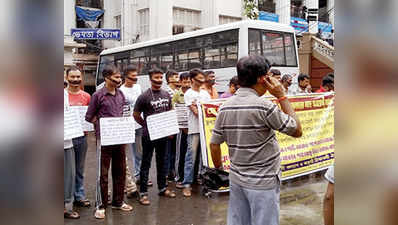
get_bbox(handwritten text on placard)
[100,117,135,146]
[64,107,84,140]
[146,110,179,141]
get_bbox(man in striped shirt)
[210,55,302,225]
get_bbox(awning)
[75,6,104,21]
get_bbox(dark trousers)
[177,131,188,182]
[165,135,177,179]
[139,135,168,195]
[99,144,126,209]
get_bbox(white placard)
[64,107,84,140]
[146,110,179,141]
[175,104,188,129]
[100,117,135,146]
[71,106,94,132]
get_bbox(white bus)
[96,20,299,93]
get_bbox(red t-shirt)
[68,90,91,106]
[316,86,327,93]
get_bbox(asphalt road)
[65,133,327,225]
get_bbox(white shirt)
[119,84,143,129]
[184,88,211,134]
[64,90,73,149]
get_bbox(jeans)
[227,181,280,225]
[130,128,143,180]
[175,130,188,182]
[72,135,88,201]
[99,144,126,209]
[165,135,177,179]
[64,147,75,212]
[183,134,201,187]
[139,135,168,195]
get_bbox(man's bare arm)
[133,111,145,127]
[265,76,302,137]
[210,143,222,169]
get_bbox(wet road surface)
[65,133,327,225]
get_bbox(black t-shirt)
[134,88,172,136]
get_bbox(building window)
[76,0,102,9]
[115,15,121,29]
[138,9,149,37]
[173,8,201,34]
[219,15,241,25]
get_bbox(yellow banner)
[198,93,335,180]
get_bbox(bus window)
[221,44,238,67]
[284,33,297,66]
[248,29,297,67]
[262,32,285,66]
[175,49,188,71]
[249,29,261,55]
[97,54,115,86]
[188,49,202,70]
[204,47,220,69]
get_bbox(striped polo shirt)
[210,88,297,190]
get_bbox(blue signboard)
[290,17,309,33]
[71,28,121,40]
[259,11,279,22]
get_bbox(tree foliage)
[243,0,259,20]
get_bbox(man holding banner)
[210,55,302,225]
[182,69,211,197]
[133,67,177,205]
[85,65,133,219]
[66,66,91,208]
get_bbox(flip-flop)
[159,189,176,198]
[112,202,133,211]
[64,211,80,219]
[74,199,91,207]
[139,196,150,205]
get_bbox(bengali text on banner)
[198,93,335,180]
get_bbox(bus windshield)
[248,29,297,67]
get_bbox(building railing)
[311,36,334,63]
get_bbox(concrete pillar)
[275,0,291,25]
[149,0,173,39]
[327,0,334,27]
[201,0,219,28]
[305,0,319,34]
[64,0,76,38]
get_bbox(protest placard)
[71,106,94,132]
[146,110,179,141]
[99,117,135,146]
[64,107,84,140]
[199,93,335,180]
[175,104,188,129]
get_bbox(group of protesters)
[64,63,234,219]
[64,55,334,224]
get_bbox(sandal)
[159,189,176,198]
[139,195,150,205]
[112,202,133,211]
[94,209,105,219]
[64,211,80,219]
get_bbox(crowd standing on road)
[64,56,334,224]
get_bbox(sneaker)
[182,187,191,197]
[94,209,105,219]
